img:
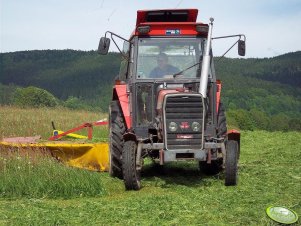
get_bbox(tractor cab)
[133,9,208,78]
[108,9,211,137]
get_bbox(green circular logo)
[266,206,299,224]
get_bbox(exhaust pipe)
[199,18,214,98]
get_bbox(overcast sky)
[1,0,300,58]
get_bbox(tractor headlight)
[191,122,201,132]
[169,122,178,132]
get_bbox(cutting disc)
[266,206,299,224]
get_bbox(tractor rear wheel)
[217,103,227,137]
[225,140,239,186]
[109,100,126,179]
[122,140,141,190]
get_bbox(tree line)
[0,50,300,131]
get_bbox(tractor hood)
[156,88,191,112]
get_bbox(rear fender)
[227,129,240,158]
[227,129,240,142]
[112,84,131,129]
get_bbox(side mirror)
[98,37,110,55]
[122,41,130,55]
[238,40,246,56]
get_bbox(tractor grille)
[164,94,204,149]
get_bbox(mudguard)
[227,129,241,158]
[113,84,131,129]
[227,129,240,142]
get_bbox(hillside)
[215,53,301,118]
[0,50,121,110]
[0,50,300,130]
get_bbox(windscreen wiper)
[172,61,202,78]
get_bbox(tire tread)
[109,101,126,178]
[122,141,141,190]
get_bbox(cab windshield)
[137,37,205,79]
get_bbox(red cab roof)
[133,9,208,37]
[136,9,198,26]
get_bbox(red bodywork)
[227,129,241,143]
[114,83,222,131]
[132,9,208,37]
[134,22,207,36]
[136,9,198,25]
[114,84,131,129]
[156,89,180,111]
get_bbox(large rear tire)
[122,140,141,190]
[225,140,239,186]
[109,101,126,179]
[217,103,227,137]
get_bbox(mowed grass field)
[0,106,300,225]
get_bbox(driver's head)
[157,53,169,69]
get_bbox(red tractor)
[98,9,245,190]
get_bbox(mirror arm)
[216,39,239,62]
[212,34,246,41]
[105,31,131,44]
[111,35,127,59]
[212,34,246,62]
[105,31,131,61]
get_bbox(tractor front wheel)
[225,140,239,186]
[122,140,141,190]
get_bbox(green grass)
[0,147,106,199]
[0,107,300,225]
[0,105,108,140]
[0,106,108,200]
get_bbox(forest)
[0,50,300,131]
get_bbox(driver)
[150,53,179,78]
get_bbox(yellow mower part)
[0,141,109,172]
[47,143,109,171]
[53,130,88,139]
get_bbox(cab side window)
[119,41,130,81]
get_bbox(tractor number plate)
[166,29,181,35]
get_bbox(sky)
[1,0,301,58]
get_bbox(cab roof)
[133,9,208,37]
[136,9,198,26]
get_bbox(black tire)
[225,140,239,186]
[199,158,223,175]
[109,100,126,179]
[122,140,141,190]
[217,103,227,137]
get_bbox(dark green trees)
[13,86,58,108]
